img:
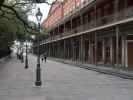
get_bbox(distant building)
[37,0,133,70]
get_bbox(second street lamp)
[35,8,43,86]
[25,40,28,69]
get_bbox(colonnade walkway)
[0,54,133,100]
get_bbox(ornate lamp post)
[35,8,43,86]
[25,40,28,69]
[20,42,24,63]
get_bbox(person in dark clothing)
[20,51,24,63]
[41,56,44,61]
[8,48,12,58]
[42,52,47,62]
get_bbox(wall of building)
[42,2,63,28]
[42,0,85,29]
[38,0,133,71]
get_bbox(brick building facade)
[36,0,133,71]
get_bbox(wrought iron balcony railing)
[42,6,133,44]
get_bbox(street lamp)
[31,35,36,54]
[20,42,24,63]
[25,40,28,69]
[35,8,43,86]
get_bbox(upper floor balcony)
[42,6,133,44]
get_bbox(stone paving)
[0,54,133,100]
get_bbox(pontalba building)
[36,0,133,70]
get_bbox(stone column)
[89,37,91,64]
[80,35,84,63]
[102,39,105,64]
[55,43,56,57]
[68,41,69,59]
[122,34,127,67]
[79,37,81,62]
[110,37,113,64]
[71,39,74,61]
[64,39,66,59]
[58,42,60,58]
[116,26,119,67]
[125,38,128,68]
[95,32,97,65]
[94,0,97,65]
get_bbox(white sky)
[28,0,54,23]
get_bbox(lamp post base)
[25,59,28,69]
[25,65,28,69]
[21,58,24,63]
[35,81,42,86]
[35,64,42,86]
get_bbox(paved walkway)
[49,58,133,79]
[0,55,133,100]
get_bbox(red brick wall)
[42,3,63,28]
[42,0,85,29]
[75,0,81,6]
[42,19,49,28]
[63,0,75,16]
[52,4,63,24]
[42,0,84,28]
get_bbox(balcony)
[83,21,95,31]
[55,0,95,27]
[117,7,133,20]
[42,6,133,44]
[97,6,133,26]
[97,14,114,26]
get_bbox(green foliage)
[0,0,35,48]
[0,0,50,49]
[0,18,16,48]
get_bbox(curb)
[49,58,133,80]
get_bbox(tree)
[0,0,57,51]
[0,0,56,58]
[0,0,35,48]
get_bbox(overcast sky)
[28,0,54,23]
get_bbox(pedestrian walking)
[41,56,44,61]
[8,48,12,58]
[42,52,47,62]
[20,51,24,63]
